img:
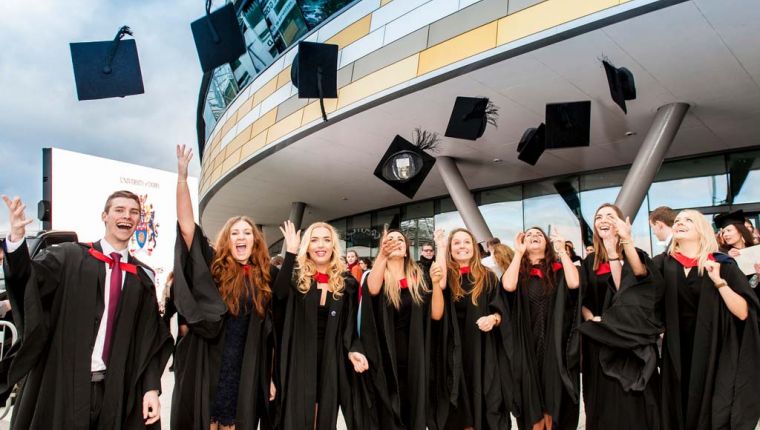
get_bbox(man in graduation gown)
[1,192,172,429]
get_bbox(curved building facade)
[197,0,760,257]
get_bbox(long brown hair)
[719,222,756,252]
[592,203,625,271]
[381,230,427,309]
[446,228,494,305]
[492,243,515,273]
[296,222,346,299]
[519,227,558,294]
[210,216,272,318]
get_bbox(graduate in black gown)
[439,228,511,430]
[715,210,760,300]
[172,145,277,430]
[347,229,445,430]
[1,192,172,429]
[652,209,760,430]
[501,227,580,430]
[578,204,664,430]
[275,220,358,430]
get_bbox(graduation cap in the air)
[291,41,338,122]
[517,123,546,165]
[545,101,591,149]
[191,1,247,72]
[602,60,636,114]
[714,210,746,230]
[69,26,144,101]
[374,134,437,199]
[444,97,498,140]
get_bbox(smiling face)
[386,231,407,260]
[672,213,700,243]
[346,251,358,265]
[721,224,747,248]
[308,226,334,267]
[102,197,141,248]
[594,206,619,240]
[450,231,475,265]
[421,244,434,259]
[228,219,255,263]
[524,228,547,254]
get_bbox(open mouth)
[116,221,133,231]
[235,244,247,254]
[314,250,327,258]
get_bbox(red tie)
[102,252,122,362]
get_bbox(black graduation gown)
[171,225,276,430]
[653,253,760,430]
[439,271,512,430]
[504,266,580,430]
[274,252,358,430]
[578,250,664,430]
[1,240,172,430]
[349,280,432,430]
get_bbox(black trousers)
[90,380,104,429]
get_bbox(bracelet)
[714,281,728,290]
[556,250,567,256]
[619,239,631,245]
[492,314,501,325]
[177,180,187,183]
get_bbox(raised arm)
[501,232,525,292]
[273,220,301,300]
[706,260,749,320]
[429,229,447,320]
[367,231,393,296]
[614,216,647,276]
[176,145,195,249]
[551,228,580,289]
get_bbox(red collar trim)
[459,266,470,275]
[88,246,137,275]
[399,278,408,289]
[671,252,715,268]
[314,272,329,284]
[529,262,562,279]
[595,262,611,275]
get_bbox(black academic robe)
[349,280,432,430]
[439,271,512,430]
[578,250,664,430]
[504,266,580,430]
[273,252,358,430]
[1,240,172,430]
[171,225,276,430]
[653,253,760,430]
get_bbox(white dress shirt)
[5,236,127,371]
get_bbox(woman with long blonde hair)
[346,229,444,429]
[438,228,510,430]
[577,203,663,430]
[653,209,760,429]
[173,145,277,430]
[275,220,359,430]
[501,226,581,430]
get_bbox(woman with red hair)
[172,145,277,430]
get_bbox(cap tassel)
[103,25,132,75]
[205,0,221,44]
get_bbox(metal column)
[436,156,493,244]
[281,201,306,255]
[615,102,690,220]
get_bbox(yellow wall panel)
[302,99,338,125]
[418,22,498,75]
[252,76,279,106]
[276,66,292,89]
[497,0,618,45]
[251,108,278,137]
[220,111,238,137]
[337,54,419,109]
[326,14,372,49]
[241,131,269,160]
[380,0,393,6]
[267,109,305,143]
[228,125,253,153]
[222,148,241,173]
[237,97,254,118]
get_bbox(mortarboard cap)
[602,60,636,113]
[714,210,746,230]
[291,41,338,122]
[191,2,247,72]
[445,97,490,140]
[545,101,591,149]
[69,26,144,101]
[517,123,546,166]
[373,135,436,199]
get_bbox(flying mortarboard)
[69,26,144,101]
[544,101,591,149]
[445,97,497,140]
[517,123,546,165]
[714,210,746,230]
[191,1,247,72]
[291,41,338,122]
[373,135,436,199]
[602,60,636,114]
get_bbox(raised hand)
[430,263,443,285]
[728,248,741,258]
[514,232,527,255]
[2,195,34,242]
[549,226,566,253]
[433,228,447,251]
[704,260,723,284]
[279,220,302,254]
[176,144,193,180]
[613,216,633,241]
[379,231,396,258]
[348,351,369,373]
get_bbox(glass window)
[648,156,728,209]
[523,177,582,254]
[345,213,372,258]
[580,187,653,257]
[478,186,523,247]
[727,150,760,204]
[434,198,466,238]
[329,218,347,254]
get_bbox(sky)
[0,0,205,232]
